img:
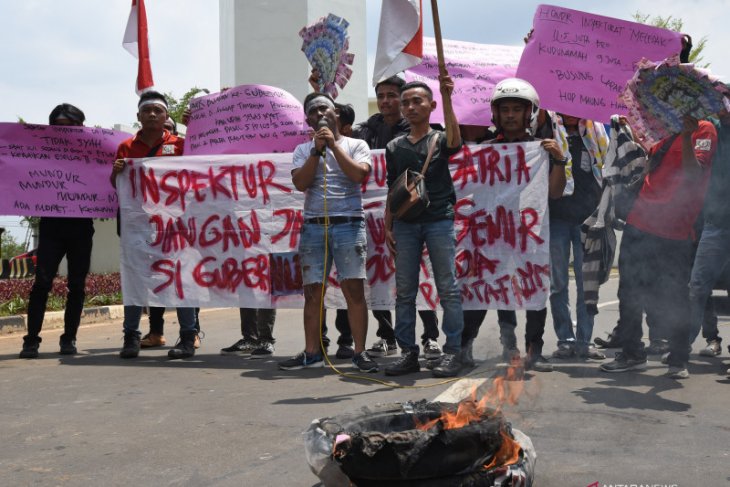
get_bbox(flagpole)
[430,0,456,142]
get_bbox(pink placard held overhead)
[405,38,522,126]
[517,5,682,122]
[0,123,128,218]
[184,85,311,155]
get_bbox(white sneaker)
[422,339,442,360]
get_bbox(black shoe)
[432,353,463,378]
[168,332,196,359]
[594,332,623,349]
[19,335,41,359]
[119,333,141,359]
[525,355,553,372]
[646,340,670,355]
[384,350,420,376]
[352,351,379,373]
[461,340,475,368]
[335,344,355,359]
[59,337,77,355]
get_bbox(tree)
[1,231,26,259]
[632,12,709,68]
[164,87,210,124]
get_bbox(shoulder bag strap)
[419,133,440,177]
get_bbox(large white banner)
[117,142,550,310]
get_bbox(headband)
[138,99,168,110]
[305,95,335,114]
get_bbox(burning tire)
[304,400,536,486]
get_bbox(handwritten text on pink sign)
[516,4,682,122]
[406,38,522,126]
[0,123,128,218]
[184,84,311,155]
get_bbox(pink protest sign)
[517,5,682,122]
[184,84,311,155]
[405,38,522,126]
[0,123,128,218]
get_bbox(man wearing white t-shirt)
[278,92,379,373]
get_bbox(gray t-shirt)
[292,136,371,218]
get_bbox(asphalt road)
[1,277,729,487]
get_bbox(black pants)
[615,225,693,365]
[331,309,439,344]
[26,218,94,341]
[239,308,276,343]
[462,308,545,354]
[148,307,201,335]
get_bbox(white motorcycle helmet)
[490,78,541,134]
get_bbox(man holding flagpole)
[383,75,465,378]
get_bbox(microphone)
[316,118,329,156]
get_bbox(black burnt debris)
[304,400,536,487]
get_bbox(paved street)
[1,277,729,486]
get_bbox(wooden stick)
[430,0,457,143]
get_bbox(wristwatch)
[552,155,568,166]
[310,147,322,158]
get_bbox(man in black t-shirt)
[383,77,464,378]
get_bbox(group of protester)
[16,37,730,382]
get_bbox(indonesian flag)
[122,0,154,94]
[372,0,423,86]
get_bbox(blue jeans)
[298,220,367,285]
[393,219,463,354]
[123,306,197,336]
[549,218,594,349]
[689,223,729,344]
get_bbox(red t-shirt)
[115,129,184,159]
[627,120,718,240]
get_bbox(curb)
[0,305,125,335]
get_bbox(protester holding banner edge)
[111,90,199,360]
[19,104,95,359]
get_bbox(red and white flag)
[372,0,423,86]
[122,0,154,94]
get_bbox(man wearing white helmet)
[484,78,567,372]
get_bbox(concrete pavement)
[1,277,729,486]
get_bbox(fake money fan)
[299,13,354,98]
[621,56,730,147]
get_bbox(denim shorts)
[298,220,367,286]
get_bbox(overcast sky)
[1,0,728,240]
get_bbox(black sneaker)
[384,350,420,376]
[645,340,669,355]
[119,333,141,359]
[461,341,475,368]
[278,351,324,370]
[551,344,574,359]
[352,351,379,373]
[367,339,397,357]
[335,344,355,359]
[432,353,463,377]
[525,355,553,372]
[594,332,623,349]
[220,338,257,356]
[250,341,275,359]
[19,336,41,359]
[576,345,606,361]
[59,337,77,355]
[422,339,442,360]
[599,352,647,372]
[168,333,196,359]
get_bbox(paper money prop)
[299,13,354,99]
[621,55,730,147]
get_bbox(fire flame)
[415,363,525,468]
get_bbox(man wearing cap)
[278,92,379,373]
[19,104,95,359]
[110,90,199,360]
